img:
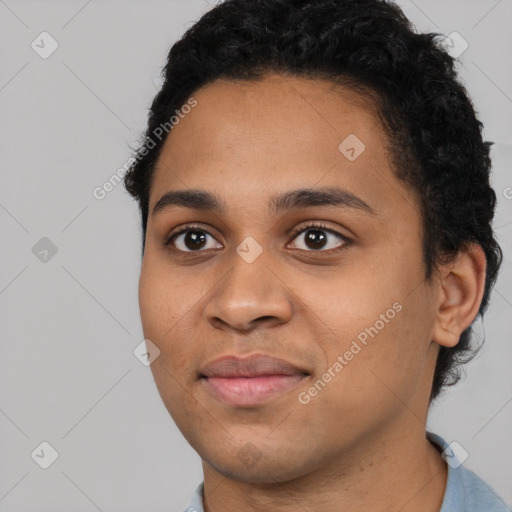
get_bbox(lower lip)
[201,374,306,406]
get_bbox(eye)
[288,222,349,253]
[164,221,350,254]
[165,224,222,252]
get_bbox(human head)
[125,0,501,425]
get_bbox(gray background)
[0,0,510,510]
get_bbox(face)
[139,74,440,483]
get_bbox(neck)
[201,418,447,512]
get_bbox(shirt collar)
[427,432,464,512]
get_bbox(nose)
[204,249,294,333]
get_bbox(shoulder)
[181,482,204,512]
[427,432,510,512]
[455,465,510,512]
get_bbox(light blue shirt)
[182,433,510,511]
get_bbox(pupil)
[306,229,326,249]
[186,231,207,250]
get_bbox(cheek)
[303,258,433,412]
[139,257,185,338]
[138,260,197,376]
[316,293,434,422]
[138,263,201,425]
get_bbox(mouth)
[200,374,308,406]
[199,353,310,407]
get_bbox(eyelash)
[164,221,351,255]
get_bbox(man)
[123,0,508,510]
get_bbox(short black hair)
[124,0,503,401]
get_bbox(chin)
[202,445,316,484]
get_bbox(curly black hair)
[124,0,503,401]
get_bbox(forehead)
[149,73,405,219]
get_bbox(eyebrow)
[151,186,376,217]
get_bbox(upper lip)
[199,353,310,378]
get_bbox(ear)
[432,243,487,348]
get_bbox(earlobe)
[432,243,487,348]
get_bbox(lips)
[199,353,309,379]
[199,353,310,406]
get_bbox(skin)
[138,73,486,512]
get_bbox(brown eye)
[288,223,349,252]
[166,225,222,252]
